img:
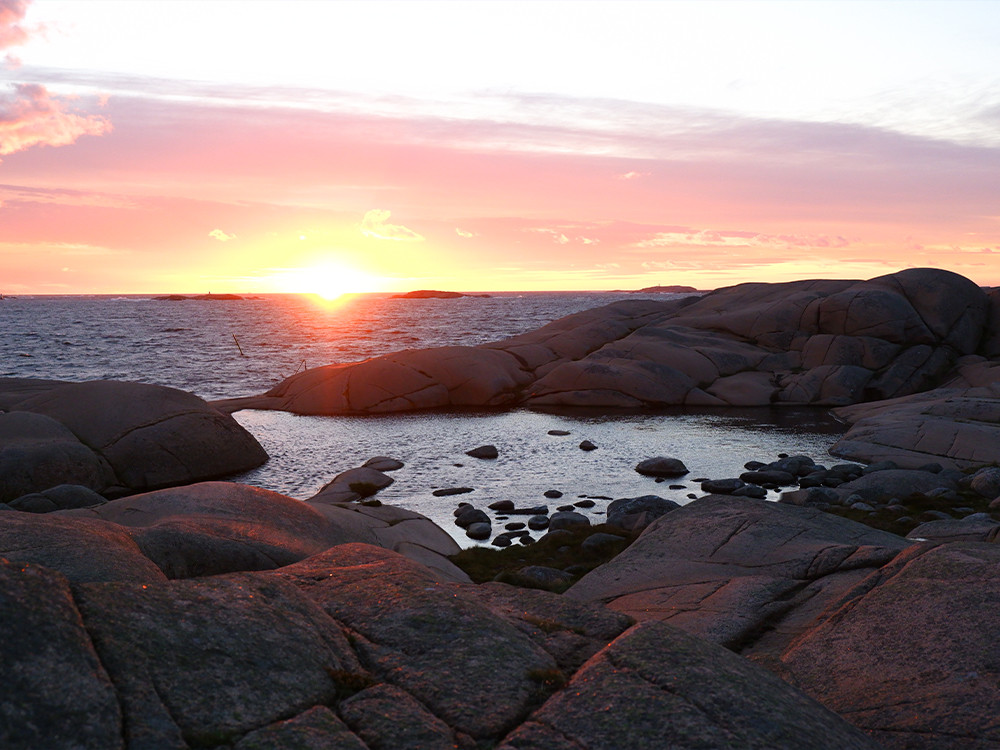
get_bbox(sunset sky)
[2,0,1000,294]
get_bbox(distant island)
[154,294,250,301]
[391,290,491,299]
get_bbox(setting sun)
[271,261,384,300]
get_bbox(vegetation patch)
[451,523,636,592]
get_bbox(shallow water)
[231,406,846,546]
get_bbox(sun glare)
[273,262,382,300]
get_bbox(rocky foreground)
[4,267,1000,748]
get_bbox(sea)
[1,292,846,544]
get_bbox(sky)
[2,0,1000,295]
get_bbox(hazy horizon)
[3,1,1000,296]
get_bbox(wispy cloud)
[455,228,477,238]
[636,229,850,250]
[360,209,424,241]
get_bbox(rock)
[579,440,598,451]
[466,522,492,540]
[455,507,490,528]
[491,535,513,548]
[778,542,1000,749]
[0,410,114,503]
[310,466,394,503]
[547,429,571,436]
[557,504,575,512]
[849,501,875,511]
[635,457,689,477]
[835,469,956,503]
[970,466,1000,498]
[574,499,596,508]
[363,456,405,471]
[339,685,458,750]
[700,478,746,494]
[567,496,909,651]
[2,379,267,497]
[0,512,168,584]
[732,484,768,499]
[432,486,474,497]
[907,518,1000,543]
[76,572,363,747]
[506,505,549,516]
[511,566,575,590]
[778,486,841,507]
[224,269,990,425]
[234,705,367,750]
[499,621,881,750]
[606,495,680,532]
[505,522,526,530]
[740,469,797,486]
[0,559,124,750]
[548,511,590,532]
[275,545,559,738]
[527,515,550,531]
[466,445,499,459]
[580,532,628,556]
[8,483,106,513]
[489,499,515,511]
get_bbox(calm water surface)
[2,292,846,543]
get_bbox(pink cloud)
[0,83,111,160]
[0,0,29,50]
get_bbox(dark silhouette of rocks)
[0,379,267,502]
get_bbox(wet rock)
[466,523,492,541]
[543,489,563,499]
[732,484,767,499]
[455,507,490,528]
[432,487,474,497]
[700,478,745,494]
[488,500,515,511]
[363,456,405,472]
[573,499,596,508]
[527,515,550,531]
[466,445,499,459]
[548,511,590,532]
[635,457,689,477]
[505,522,526,531]
[579,440,598,451]
[507,505,549,516]
[547,429,571,436]
[740,469,797,486]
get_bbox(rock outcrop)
[0,541,879,750]
[0,379,267,501]
[1,481,466,584]
[566,495,1000,749]
[225,269,990,420]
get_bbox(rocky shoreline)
[3,267,1000,748]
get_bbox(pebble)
[544,489,563,499]
[547,429,571,436]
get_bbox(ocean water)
[1,292,846,543]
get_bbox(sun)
[273,261,382,300]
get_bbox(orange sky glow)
[2,1,1000,294]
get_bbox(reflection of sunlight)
[271,262,383,300]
